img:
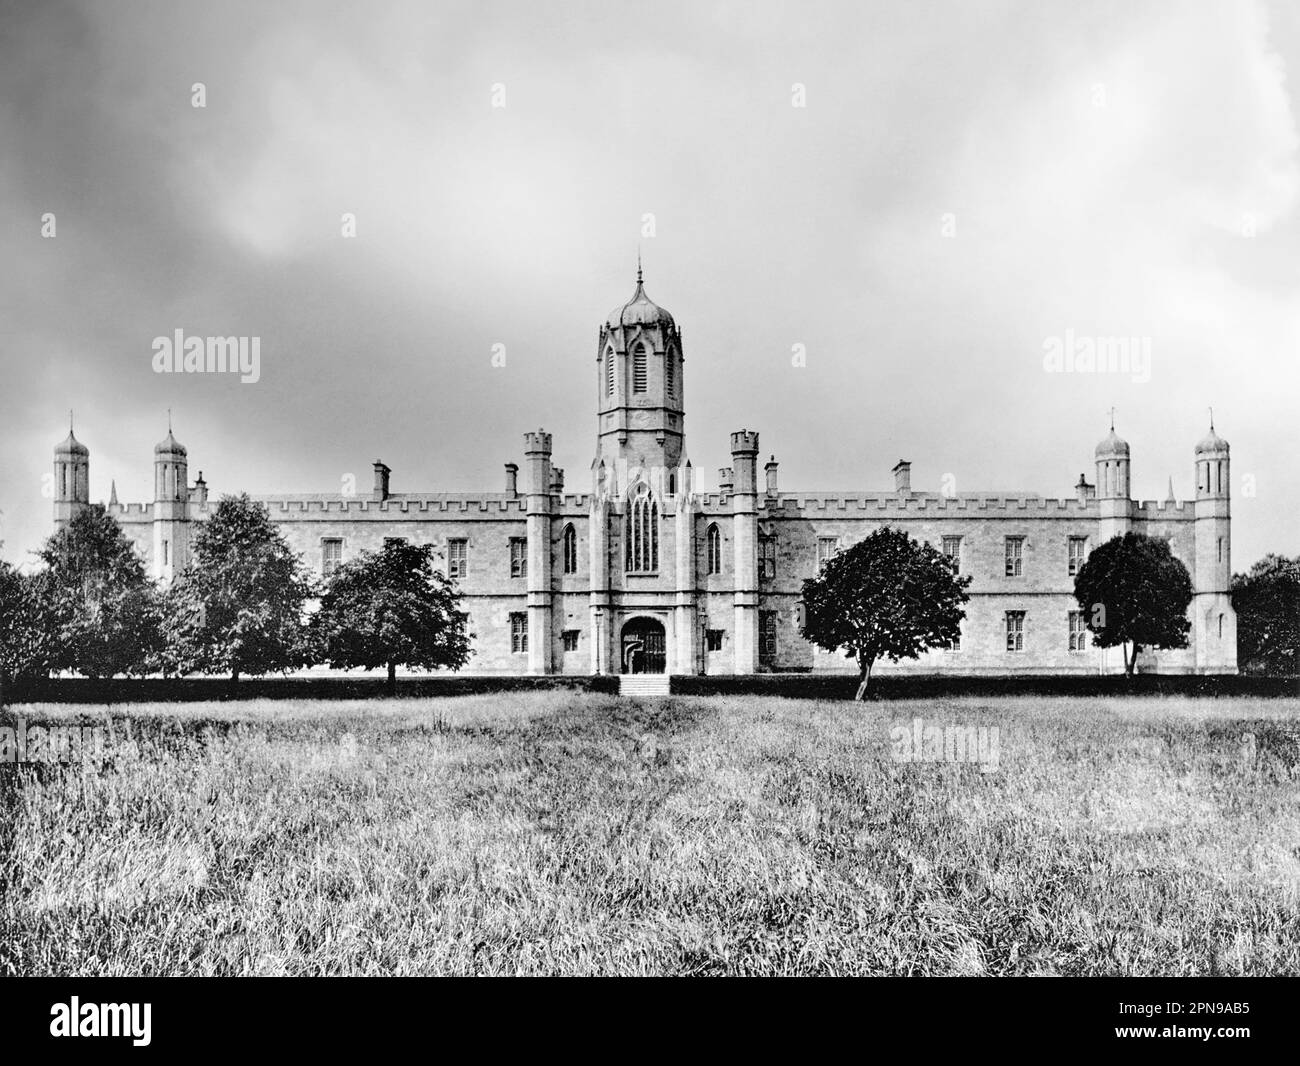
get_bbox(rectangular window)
[1217,537,1224,563]
[384,536,406,548]
[1005,610,1025,652]
[943,623,962,652]
[510,537,527,579]
[510,612,528,654]
[162,539,170,567]
[1005,537,1024,577]
[941,535,962,571]
[447,539,467,578]
[321,538,342,576]
[760,611,778,665]
[706,629,724,652]
[562,630,579,652]
[1068,610,1088,652]
[1068,536,1088,576]
[759,535,777,580]
[816,537,840,569]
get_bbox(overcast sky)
[1,0,1297,571]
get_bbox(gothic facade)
[52,270,1238,676]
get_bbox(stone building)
[52,268,1237,676]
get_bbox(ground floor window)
[760,610,778,665]
[705,629,724,652]
[1068,610,1088,652]
[562,629,579,652]
[1005,611,1025,652]
[510,612,528,654]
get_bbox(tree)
[1073,532,1193,676]
[1232,554,1300,676]
[311,540,472,695]
[161,494,313,683]
[0,560,54,697]
[37,505,161,678]
[801,526,971,700]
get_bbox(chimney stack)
[550,467,565,494]
[892,459,911,494]
[718,467,734,493]
[1075,473,1096,503]
[765,455,779,495]
[372,461,391,502]
[505,462,518,496]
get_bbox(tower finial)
[167,407,172,434]
[1208,405,1214,432]
[1109,405,1116,432]
[69,409,74,434]
[636,246,642,285]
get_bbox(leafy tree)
[311,540,473,694]
[801,526,970,700]
[1232,554,1300,676]
[0,560,54,696]
[1073,532,1193,676]
[37,505,160,678]
[161,494,313,683]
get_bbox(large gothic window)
[562,524,578,574]
[625,483,658,572]
[706,523,722,574]
[632,342,648,393]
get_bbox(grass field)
[2,693,1298,976]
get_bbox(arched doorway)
[621,617,666,674]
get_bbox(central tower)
[594,262,684,482]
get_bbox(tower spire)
[1208,405,1214,432]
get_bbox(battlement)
[251,493,529,515]
[523,428,553,455]
[730,429,760,455]
[1135,499,1193,518]
[751,492,1102,515]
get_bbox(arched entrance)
[621,617,666,674]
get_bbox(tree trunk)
[387,660,397,697]
[854,659,874,701]
[1125,642,1140,677]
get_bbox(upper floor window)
[322,538,342,576]
[759,534,777,580]
[605,348,614,396]
[632,342,648,393]
[1068,536,1088,576]
[666,349,674,394]
[447,538,467,579]
[941,535,962,571]
[510,537,527,579]
[706,523,722,574]
[625,483,658,572]
[562,524,578,574]
[817,537,840,570]
[1005,536,1024,577]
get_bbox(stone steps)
[618,675,671,698]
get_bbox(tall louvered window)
[606,348,614,396]
[633,343,648,393]
[666,349,674,394]
[625,483,658,572]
